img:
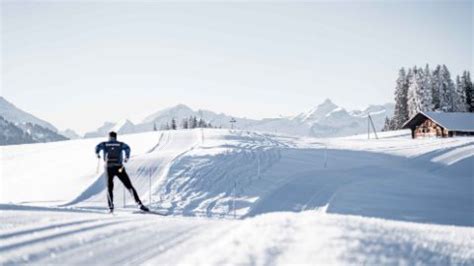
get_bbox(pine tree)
[171,118,177,130]
[406,66,432,118]
[407,67,424,118]
[181,118,189,129]
[198,118,206,128]
[461,71,473,112]
[439,65,456,111]
[390,118,397,130]
[420,65,433,112]
[382,117,391,131]
[392,68,410,129]
[191,116,198,129]
[153,123,157,131]
[162,123,170,130]
[431,65,442,110]
[454,75,467,112]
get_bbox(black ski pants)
[106,165,142,210]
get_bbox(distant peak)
[172,103,192,110]
[294,99,339,122]
[319,98,336,107]
[117,119,134,125]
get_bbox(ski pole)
[324,145,328,168]
[233,181,237,219]
[120,163,125,207]
[96,157,101,174]
[123,186,126,208]
[149,168,152,205]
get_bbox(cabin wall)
[405,113,474,139]
[413,119,446,138]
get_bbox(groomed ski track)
[1,205,473,265]
[1,129,473,264]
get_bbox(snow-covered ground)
[1,129,473,264]
[1,206,472,265]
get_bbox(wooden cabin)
[402,112,474,139]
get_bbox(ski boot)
[139,204,150,212]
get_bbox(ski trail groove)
[0,219,129,253]
[1,217,139,264]
[0,219,100,239]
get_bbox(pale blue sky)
[1,0,472,133]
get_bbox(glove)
[97,154,101,159]
[124,157,129,163]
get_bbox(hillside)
[0,97,69,145]
[0,97,57,131]
[1,129,472,264]
[0,116,36,145]
[2,129,472,225]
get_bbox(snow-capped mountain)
[85,99,394,138]
[60,129,81,139]
[293,98,341,123]
[143,104,197,124]
[141,104,257,130]
[0,97,57,132]
[0,97,69,145]
[85,104,258,137]
[84,120,138,138]
[18,123,68,143]
[111,119,136,134]
[249,99,394,137]
[84,122,116,138]
[0,116,35,145]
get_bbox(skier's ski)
[133,210,169,216]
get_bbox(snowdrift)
[1,129,473,226]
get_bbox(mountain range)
[0,96,394,145]
[0,97,69,145]
[85,99,394,138]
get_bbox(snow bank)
[179,211,474,265]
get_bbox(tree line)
[156,116,215,131]
[384,65,473,131]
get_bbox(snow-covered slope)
[1,206,472,265]
[1,129,473,264]
[2,129,472,226]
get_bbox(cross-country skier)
[95,131,149,213]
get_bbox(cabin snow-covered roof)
[403,112,474,132]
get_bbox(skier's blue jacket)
[95,140,131,166]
